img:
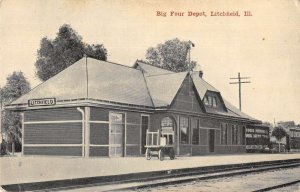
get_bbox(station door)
[109,112,125,157]
[141,115,149,154]
[209,129,215,152]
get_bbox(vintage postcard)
[0,0,299,191]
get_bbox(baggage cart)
[145,129,175,161]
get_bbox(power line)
[229,72,251,111]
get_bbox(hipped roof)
[12,58,153,107]
[10,57,258,122]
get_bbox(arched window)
[161,117,174,132]
[161,117,175,145]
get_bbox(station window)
[220,123,228,145]
[241,126,246,145]
[161,117,174,130]
[192,118,200,145]
[180,116,189,144]
[204,95,218,108]
[161,117,174,145]
[232,125,238,145]
[208,96,212,106]
[203,97,209,105]
[212,97,217,107]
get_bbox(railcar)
[246,124,270,152]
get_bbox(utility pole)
[229,73,251,111]
[187,40,195,74]
[0,86,2,141]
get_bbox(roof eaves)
[6,98,155,111]
[190,76,207,113]
[141,70,155,108]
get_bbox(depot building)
[6,57,262,157]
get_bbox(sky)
[0,0,299,124]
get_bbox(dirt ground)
[1,153,299,185]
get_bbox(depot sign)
[28,98,56,107]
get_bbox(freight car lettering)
[28,98,56,107]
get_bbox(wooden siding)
[126,124,140,145]
[89,146,109,157]
[90,123,109,145]
[90,107,145,156]
[200,118,221,129]
[21,106,248,157]
[24,108,82,121]
[90,107,109,121]
[179,145,192,156]
[191,146,208,155]
[200,129,208,145]
[148,112,247,156]
[170,76,203,113]
[24,123,82,144]
[23,146,82,156]
[126,145,140,156]
[215,130,221,145]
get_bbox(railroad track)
[115,160,300,192]
[2,158,300,191]
[252,180,300,192]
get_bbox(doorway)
[141,115,149,154]
[208,129,215,152]
[109,112,125,157]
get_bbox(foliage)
[145,38,197,72]
[271,126,287,141]
[1,72,31,147]
[35,24,107,81]
[262,121,273,128]
[290,139,300,149]
[2,111,22,145]
[1,72,30,103]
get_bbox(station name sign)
[28,98,56,107]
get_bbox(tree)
[145,38,197,72]
[1,72,31,152]
[271,126,287,152]
[35,24,107,81]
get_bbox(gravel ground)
[138,167,300,192]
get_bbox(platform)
[1,153,299,186]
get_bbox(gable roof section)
[144,72,188,107]
[169,74,206,113]
[191,72,219,99]
[11,57,153,107]
[134,61,174,76]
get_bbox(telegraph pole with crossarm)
[229,73,251,111]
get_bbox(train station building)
[6,57,262,157]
